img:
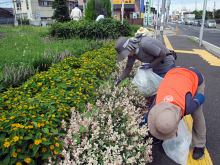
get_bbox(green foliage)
[0,42,118,164]
[85,0,112,21]
[215,9,220,19]
[49,19,132,39]
[51,0,70,22]
[191,10,213,19]
[17,18,30,25]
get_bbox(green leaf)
[84,111,91,118]
[61,83,67,88]
[2,154,10,164]
[51,129,58,135]
[140,146,144,151]
[55,77,62,82]
[33,122,37,127]
[79,126,86,133]
[92,105,98,110]
[32,145,40,157]
[21,142,28,152]
[42,151,51,160]
[126,115,131,120]
[18,154,30,159]
[28,97,35,102]
[73,136,81,144]
[41,141,52,145]
[10,146,16,157]
[23,134,33,140]
[42,128,49,134]
[0,133,6,141]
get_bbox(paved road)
[167,23,220,48]
[148,34,220,165]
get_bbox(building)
[12,0,154,26]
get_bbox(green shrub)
[49,19,132,39]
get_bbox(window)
[26,0,29,10]
[39,1,52,7]
[17,3,21,11]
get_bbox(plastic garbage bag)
[162,119,192,165]
[132,66,163,97]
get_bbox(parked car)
[177,20,182,24]
[204,20,216,28]
[173,20,177,23]
[193,20,198,26]
[198,19,202,26]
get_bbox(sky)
[0,0,220,15]
[151,0,220,15]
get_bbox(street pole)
[20,2,22,26]
[154,0,159,39]
[13,0,17,23]
[159,0,166,41]
[199,0,207,47]
[121,1,124,25]
[111,0,113,17]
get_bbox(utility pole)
[154,0,159,39]
[199,0,207,47]
[159,0,166,41]
[20,1,22,26]
[213,2,216,19]
[13,0,17,23]
[111,0,113,17]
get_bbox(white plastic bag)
[162,119,192,165]
[132,67,163,97]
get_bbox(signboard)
[143,13,147,26]
[36,13,40,18]
[147,0,151,26]
[14,21,18,26]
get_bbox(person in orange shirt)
[140,67,206,160]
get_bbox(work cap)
[148,101,182,140]
[137,27,147,34]
[114,37,130,61]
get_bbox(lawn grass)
[0,26,107,71]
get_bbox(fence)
[127,18,143,26]
[0,18,15,25]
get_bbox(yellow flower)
[24,158,31,163]
[34,140,40,145]
[37,123,41,128]
[42,147,47,152]
[20,136,23,139]
[55,143,59,147]
[52,114,55,118]
[29,144,33,149]
[13,152,17,157]
[50,145,54,150]
[13,136,19,142]
[41,114,44,117]
[54,137,58,140]
[54,150,59,154]
[4,142,10,148]
[16,163,22,165]
[42,138,47,141]
[17,149,21,152]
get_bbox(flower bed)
[0,42,153,164]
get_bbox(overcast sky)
[0,0,220,15]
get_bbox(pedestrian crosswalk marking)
[163,35,220,67]
[183,115,213,165]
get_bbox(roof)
[0,8,13,14]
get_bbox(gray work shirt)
[127,37,174,70]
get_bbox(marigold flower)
[34,140,40,145]
[16,162,22,165]
[52,114,55,118]
[55,143,59,147]
[13,152,17,157]
[20,136,23,140]
[54,150,59,154]
[4,142,10,148]
[24,158,31,163]
[42,147,47,152]
[50,145,54,150]
[13,136,19,142]
[17,149,21,152]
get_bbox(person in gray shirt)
[114,35,176,85]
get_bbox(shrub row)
[49,18,132,40]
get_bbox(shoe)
[192,147,205,160]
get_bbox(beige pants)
[191,78,206,148]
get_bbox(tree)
[195,10,213,19]
[85,0,112,21]
[191,10,198,19]
[51,0,70,22]
[214,9,220,19]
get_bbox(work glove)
[193,93,205,105]
[114,78,122,86]
[140,63,151,70]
